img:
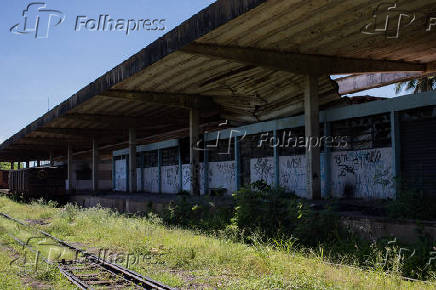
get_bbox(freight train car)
[8,167,66,199]
[0,170,8,188]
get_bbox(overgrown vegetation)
[388,186,436,220]
[0,190,435,288]
[163,197,232,231]
[231,181,340,245]
[227,181,436,281]
[0,197,434,289]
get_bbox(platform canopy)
[1,0,435,161]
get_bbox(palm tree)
[395,76,436,94]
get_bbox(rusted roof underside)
[1,0,435,161]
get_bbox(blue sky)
[0,1,402,143]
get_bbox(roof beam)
[61,113,189,129]
[2,144,73,151]
[101,90,217,110]
[35,127,124,137]
[61,113,142,124]
[182,43,427,74]
[337,72,428,95]
[19,137,90,146]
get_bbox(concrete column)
[140,152,145,192]
[391,111,401,198]
[323,121,332,198]
[235,135,241,191]
[92,138,99,192]
[125,155,129,192]
[129,128,137,193]
[178,144,183,193]
[190,109,200,195]
[304,75,321,200]
[203,133,209,195]
[67,145,73,193]
[273,129,280,188]
[112,156,116,191]
[158,149,162,194]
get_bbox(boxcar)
[0,170,8,188]
[8,167,66,198]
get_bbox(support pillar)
[273,129,280,188]
[17,162,21,169]
[129,128,137,193]
[140,152,145,192]
[92,138,99,192]
[49,152,54,166]
[26,161,30,169]
[391,111,401,198]
[190,109,200,195]
[235,135,241,191]
[158,149,162,194]
[125,155,129,192]
[10,162,14,170]
[304,75,321,200]
[36,160,41,167]
[178,143,183,193]
[323,121,332,198]
[67,145,73,193]
[203,133,209,195]
[112,156,116,191]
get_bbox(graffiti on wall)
[114,159,126,192]
[161,165,180,194]
[250,148,393,199]
[182,164,192,192]
[330,148,394,199]
[143,167,159,193]
[208,161,236,194]
[182,161,236,195]
[278,155,326,199]
[279,156,307,198]
[250,157,274,186]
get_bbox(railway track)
[0,212,175,290]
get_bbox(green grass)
[0,235,74,290]
[0,196,435,289]
[0,248,30,290]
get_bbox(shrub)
[231,181,342,245]
[388,187,436,220]
[162,197,232,231]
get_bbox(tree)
[395,76,436,94]
[0,162,12,170]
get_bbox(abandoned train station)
[1,0,436,202]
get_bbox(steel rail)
[0,212,175,290]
